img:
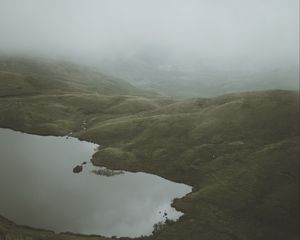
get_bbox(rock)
[73,165,83,173]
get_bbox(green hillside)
[0,56,157,97]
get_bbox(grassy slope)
[0,59,299,240]
[0,56,158,97]
[88,91,299,240]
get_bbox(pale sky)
[0,0,299,66]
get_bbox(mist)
[0,0,298,69]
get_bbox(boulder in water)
[73,165,83,173]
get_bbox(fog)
[0,0,298,69]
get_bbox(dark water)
[0,128,191,237]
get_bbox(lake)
[0,128,191,237]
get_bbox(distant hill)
[0,56,158,97]
[96,56,299,99]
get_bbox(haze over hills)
[0,0,298,99]
[95,51,299,98]
[1,54,297,100]
[0,56,158,97]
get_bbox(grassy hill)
[0,56,158,97]
[0,57,298,240]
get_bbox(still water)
[0,128,191,237]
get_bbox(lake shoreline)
[0,90,299,240]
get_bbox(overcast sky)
[0,0,298,67]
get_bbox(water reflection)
[0,128,191,237]
[91,167,124,177]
